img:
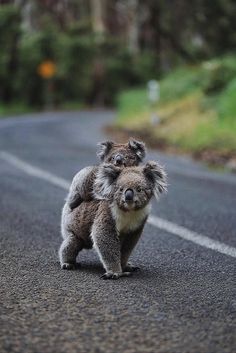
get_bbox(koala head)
[96,139,146,167]
[94,161,167,211]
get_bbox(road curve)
[0,111,235,353]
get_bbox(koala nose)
[125,188,134,202]
[115,155,123,165]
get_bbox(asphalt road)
[0,111,235,353]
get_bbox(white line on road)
[0,151,70,190]
[1,150,236,259]
[148,216,236,258]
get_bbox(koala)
[59,161,167,280]
[66,139,146,210]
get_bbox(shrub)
[217,78,236,120]
[17,19,60,107]
[56,29,95,104]
[202,56,236,95]
[0,5,21,103]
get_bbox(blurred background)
[0,0,236,168]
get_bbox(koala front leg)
[92,223,131,280]
[121,228,143,272]
[59,231,84,270]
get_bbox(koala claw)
[101,271,132,280]
[101,273,119,280]
[61,262,79,270]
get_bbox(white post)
[147,80,160,125]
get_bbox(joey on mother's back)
[66,139,146,210]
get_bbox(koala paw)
[101,271,132,280]
[123,264,140,272]
[61,262,79,270]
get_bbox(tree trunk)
[90,0,105,34]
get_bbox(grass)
[0,102,34,117]
[0,100,84,118]
[115,55,236,158]
[116,88,149,125]
[59,101,84,111]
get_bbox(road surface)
[0,111,235,353]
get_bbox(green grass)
[116,54,236,156]
[159,66,204,103]
[116,88,148,124]
[59,101,84,111]
[0,100,84,118]
[217,78,236,120]
[0,102,33,117]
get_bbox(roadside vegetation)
[1,2,236,168]
[115,55,236,168]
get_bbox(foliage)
[117,88,148,123]
[1,0,236,109]
[217,78,236,120]
[159,67,205,102]
[0,7,157,108]
[55,28,96,104]
[17,26,58,106]
[202,56,236,95]
[0,5,21,102]
[0,102,33,117]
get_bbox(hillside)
[114,55,236,170]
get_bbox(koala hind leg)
[59,231,84,270]
[68,194,83,210]
[67,167,94,210]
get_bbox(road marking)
[1,150,236,259]
[0,151,70,190]
[148,216,236,258]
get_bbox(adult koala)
[59,161,167,279]
[67,139,146,210]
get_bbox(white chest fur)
[111,203,150,233]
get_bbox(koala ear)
[97,141,115,161]
[93,164,121,200]
[143,161,167,198]
[128,138,146,161]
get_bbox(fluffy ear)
[128,138,146,161]
[93,164,121,200]
[96,141,115,161]
[143,161,167,198]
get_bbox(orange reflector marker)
[37,60,56,79]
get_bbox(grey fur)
[66,166,98,209]
[59,161,167,280]
[67,139,146,210]
[128,139,146,161]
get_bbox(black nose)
[115,155,123,165]
[125,189,134,201]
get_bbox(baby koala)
[67,139,146,210]
[59,161,167,279]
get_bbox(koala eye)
[119,187,124,192]
[137,187,142,192]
